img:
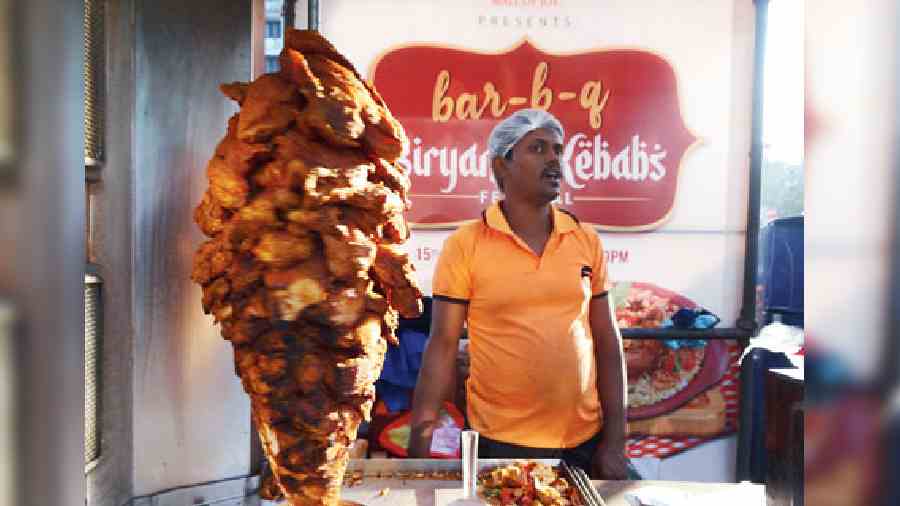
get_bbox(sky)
[762,0,804,165]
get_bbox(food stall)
[319,0,765,485]
[71,0,794,504]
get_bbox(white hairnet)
[487,108,564,159]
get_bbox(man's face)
[495,128,564,205]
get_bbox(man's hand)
[591,438,629,480]
[408,299,467,458]
[588,294,629,480]
[408,423,435,458]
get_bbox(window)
[266,20,281,39]
[265,55,279,73]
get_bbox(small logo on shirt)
[581,265,592,278]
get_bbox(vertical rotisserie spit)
[191,29,422,506]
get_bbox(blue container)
[759,216,804,327]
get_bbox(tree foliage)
[761,159,804,221]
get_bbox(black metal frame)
[733,0,771,484]
[622,328,754,340]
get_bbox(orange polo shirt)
[433,203,610,448]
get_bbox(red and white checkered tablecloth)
[626,343,742,459]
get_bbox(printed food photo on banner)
[610,282,742,460]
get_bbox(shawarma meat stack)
[191,29,422,506]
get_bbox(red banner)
[372,40,697,229]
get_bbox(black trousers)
[477,432,642,480]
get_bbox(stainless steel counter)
[258,459,766,506]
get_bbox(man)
[408,109,630,479]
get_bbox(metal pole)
[737,0,769,334]
[621,327,752,340]
[735,0,769,483]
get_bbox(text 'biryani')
[191,29,422,506]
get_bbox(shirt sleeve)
[589,228,610,298]
[432,230,473,304]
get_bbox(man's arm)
[589,294,629,479]
[408,299,468,458]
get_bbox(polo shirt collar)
[483,202,579,235]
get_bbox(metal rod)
[734,3,771,481]
[308,0,319,31]
[737,0,770,334]
[620,327,753,340]
[460,430,479,499]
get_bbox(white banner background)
[317,0,755,323]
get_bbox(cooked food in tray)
[191,28,422,506]
[477,461,583,506]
